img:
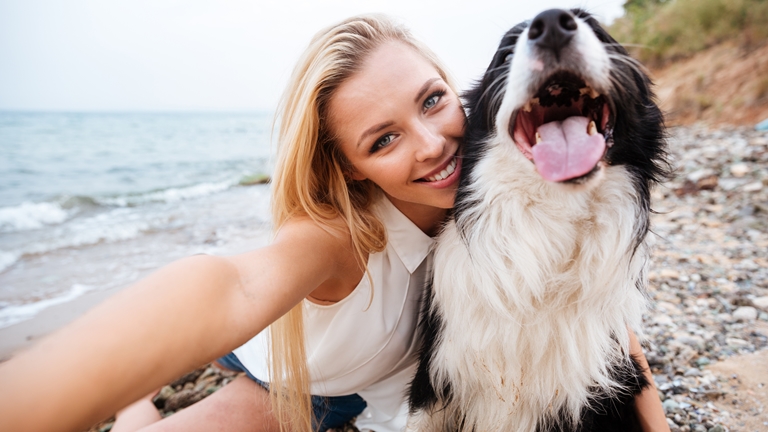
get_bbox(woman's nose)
[413,122,445,162]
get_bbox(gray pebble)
[733,306,758,321]
[684,368,702,377]
[663,399,680,413]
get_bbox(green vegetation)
[608,0,768,65]
[238,173,271,186]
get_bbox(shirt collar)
[374,196,435,274]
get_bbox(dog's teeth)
[579,87,590,95]
[590,88,600,99]
[587,121,597,136]
[535,132,542,144]
[523,101,532,112]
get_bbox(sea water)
[0,112,275,328]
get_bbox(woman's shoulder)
[224,214,360,306]
[276,214,365,301]
[273,214,358,266]
[276,214,352,246]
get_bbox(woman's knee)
[138,376,277,432]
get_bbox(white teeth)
[523,101,532,112]
[424,157,457,182]
[522,98,539,112]
[587,121,597,136]
[535,132,542,144]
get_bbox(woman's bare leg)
[127,375,280,432]
[111,391,162,432]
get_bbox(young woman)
[0,15,668,432]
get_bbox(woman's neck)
[384,193,448,237]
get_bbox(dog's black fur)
[407,9,669,432]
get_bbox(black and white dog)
[407,9,669,432]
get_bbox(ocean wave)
[0,179,243,235]
[59,194,102,210]
[0,284,96,329]
[0,251,18,273]
[0,208,153,275]
[0,178,269,272]
[98,180,235,207]
[25,210,152,256]
[0,201,71,233]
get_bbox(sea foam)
[0,284,95,329]
[0,251,18,274]
[99,181,234,207]
[0,201,70,233]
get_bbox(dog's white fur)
[407,17,650,432]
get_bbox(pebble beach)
[643,124,768,431]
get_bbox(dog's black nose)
[528,9,577,57]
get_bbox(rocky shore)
[87,124,768,432]
[643,124,768,432]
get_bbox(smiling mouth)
[415,154,459,183]
[511,71,613,183]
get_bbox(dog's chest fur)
[427,137,649,431]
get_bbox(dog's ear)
[462,23,527,138]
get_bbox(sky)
[0,0,626,112]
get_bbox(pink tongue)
[532,116,606,182]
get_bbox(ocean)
[0,112,276,329]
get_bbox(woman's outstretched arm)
[0,218,355,432]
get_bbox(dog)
[406,8,669,432]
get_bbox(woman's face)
[329,41,465,222]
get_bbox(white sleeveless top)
[233,196,434,432]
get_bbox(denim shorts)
[216,352,367,431]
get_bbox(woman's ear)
[348,169,367,181]
[340,157,366,181]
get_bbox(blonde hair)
[268,14,454,431]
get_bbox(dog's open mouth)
[511,71,612,183]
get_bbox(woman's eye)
[423,90,445,111]
[424,95,439,110]
[371,134,394,153]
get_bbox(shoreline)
[0,182,273,360]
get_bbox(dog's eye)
[505,53,513,62]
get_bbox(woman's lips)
[416,154,461,188]
[423,156,457,182]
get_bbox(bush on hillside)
[609,0,768,65]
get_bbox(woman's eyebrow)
[414,78,441,102]
[357,121,395,149]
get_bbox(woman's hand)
[0,217,356,432]
[629,329,671,432]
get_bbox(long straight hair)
[268,14,454,431]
